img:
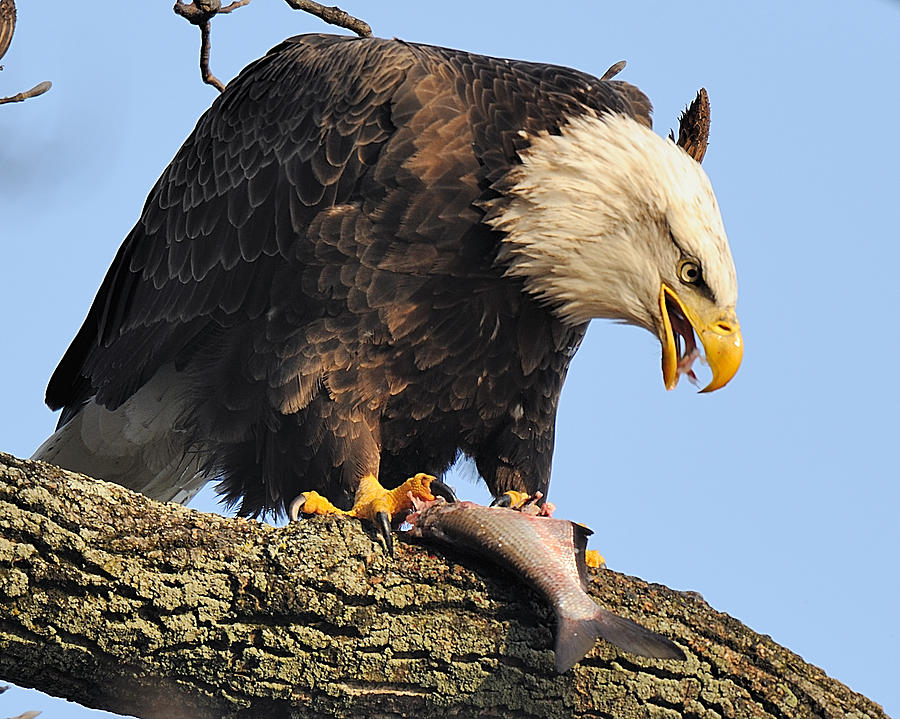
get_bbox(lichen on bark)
[0,452,888,718]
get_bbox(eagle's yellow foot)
[490,490,555,516]
[292,490,345,517]
[290,473,456,555]
[491,490,533,509]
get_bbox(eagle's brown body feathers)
[40,35,655,515]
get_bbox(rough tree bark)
[0,452,887,719]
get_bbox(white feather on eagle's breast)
[33,33,741,522]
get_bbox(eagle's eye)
[678,259,702,284]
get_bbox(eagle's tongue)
[670,302,702,386]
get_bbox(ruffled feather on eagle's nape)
[670,87,711,164]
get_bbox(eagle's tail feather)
[31,367,208,504]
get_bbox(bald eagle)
[34,34,741,540]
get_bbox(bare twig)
[174,0,369,91]
[219,0,251,13]
[0,682,42,719]
[198,20,224,91]
[0,79,51,104]
[173,0,250,92]
[283,0,372,37]
[0,0,15,66]
[0,0,52,102]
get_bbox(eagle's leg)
[290,473,456,554]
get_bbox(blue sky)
[2,1,899,717]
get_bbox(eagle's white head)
[487,111,742,392]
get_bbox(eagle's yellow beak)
[659,284,743,393]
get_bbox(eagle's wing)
[46,35,416,421]
[48,33,652,423]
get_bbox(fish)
[405,499,685,672]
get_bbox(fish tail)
[554,608,685,672]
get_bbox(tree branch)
[282,0,371,38]
[0,80,51,105]
[173,0,369,92]
[0,452,886,719]
[0,0,52,104]
[0,0,16,67]
[173,0,240,92]
[197,19,224,92]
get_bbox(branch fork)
[173,0,371,92]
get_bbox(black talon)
[430,479,458,503]
[375,510,394,556]
[490,493,513,508]
[523,491,542,507]
[288,494,307,522]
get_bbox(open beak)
[659,284,743,392]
